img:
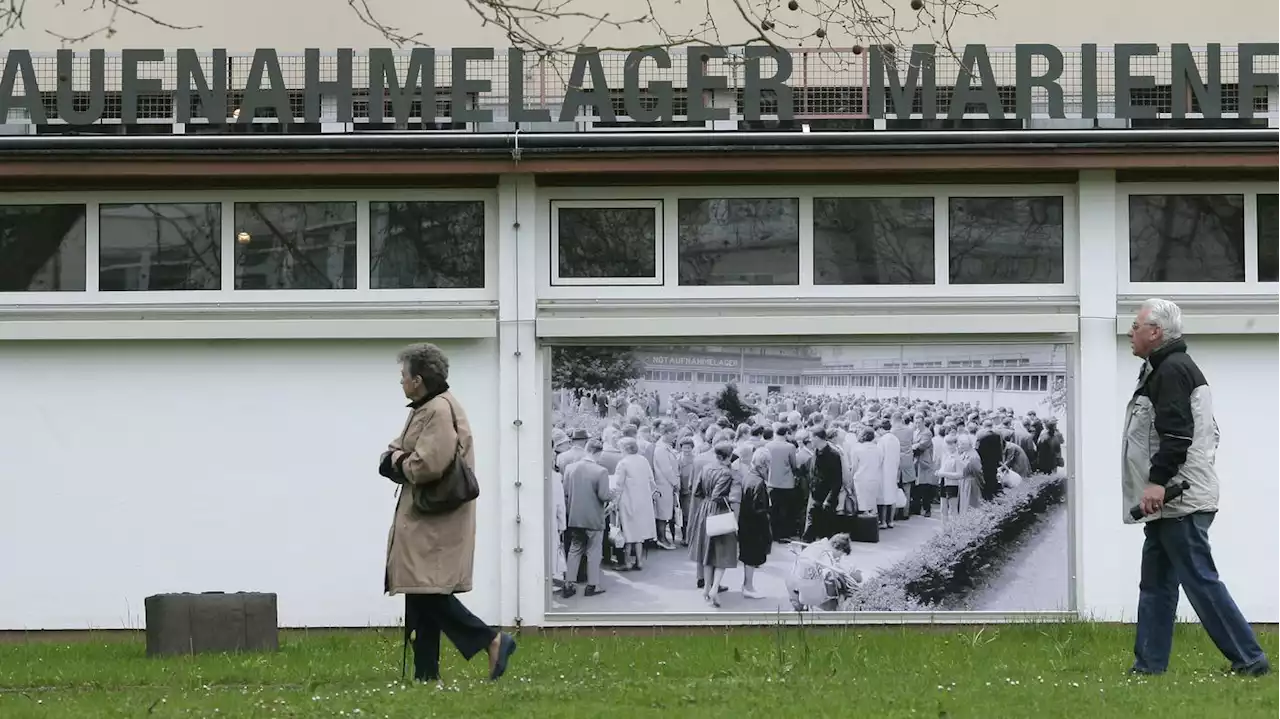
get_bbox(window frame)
[366,195,493,293]
[97,200,224,293]
[548,199,665,287]
[0,189,497,306]
[0,201,91,293]
[1117,182,1279,296]
[537,184,1077,301]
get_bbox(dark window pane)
[813,197,935,285]
[370,201,485,289]
[0,205,87,291]
[233,202,356,290]
[555,206,658,280]
[99,203,221,291]
[948,197,1064,284]
[1128,195,1244,283]
[678,198,799,285]
[1258,194,1278,283]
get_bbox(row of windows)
[807,375,902,388]
[643,370,695,382]
[551,195,1067,287]
[643,371,1062,392]
[550,192,1278,288]
[2,200,486,293]
[698,372,740,384]
[745,374,804,385]
[5,190,1273,294]
[996,374,1052,392]
[952,375,992,391]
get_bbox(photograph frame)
[540,334,1079,626]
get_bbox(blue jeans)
[1134,511,1268,674]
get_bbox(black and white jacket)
[1121,338,1220,524]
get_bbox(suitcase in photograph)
[837,513,880,544]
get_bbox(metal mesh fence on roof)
[0,46,1274,123]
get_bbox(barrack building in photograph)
[634,344,1066,416]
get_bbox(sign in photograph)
[645,355,740,368]
[0,43,1274,124]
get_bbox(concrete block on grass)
[144,592,279,657]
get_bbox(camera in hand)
[1129,480,1192,521]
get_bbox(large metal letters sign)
[0,44,1275,124]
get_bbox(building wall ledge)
[1115,294,1279,334]
[0,301,499,340]
[536,297,1080,338]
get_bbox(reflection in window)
[948,197,1064,284]
[555,206,658,280]
[1128,195,1244,283]
[234,202,357,290]
[813,197,934,285]
[0,205,87,292]
[678,198,799,285]
[1258,194,1278,282]
[99,203,221,291]
[370,201,485,289]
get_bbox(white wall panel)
[1081,335,1279,623]
[0,338,500,629]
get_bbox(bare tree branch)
[0,0,996,59]
[342,0,997,56]
[0,0,201,45]
[0,0,997,87]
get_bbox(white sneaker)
[742,589,764,599]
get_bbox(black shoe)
[489,633,517,681]
[1233,659,1271,677]
[560,584,577,599]
[1128,666,1164,676]
[585,585,606,597]
[697,578,705,589]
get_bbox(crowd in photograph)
[550,385,1066,610]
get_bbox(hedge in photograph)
[844,473,1067,612]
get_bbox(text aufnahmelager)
[0,44,1275,125]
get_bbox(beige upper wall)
[2,0,1277,51]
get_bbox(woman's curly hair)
[398,343,450,386]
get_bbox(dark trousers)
[911,483,937,515]
[769,487,799,540]
[802,498,833,542]
[404,593,497,681]
[980,468,1002,501]
[1134,512,1267,674]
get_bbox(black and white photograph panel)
[547,342,1071,615]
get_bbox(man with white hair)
[1123,298,1269,677]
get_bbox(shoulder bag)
[704,497,738,537]
[410,396,481,515]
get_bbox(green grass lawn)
[0,623,1275,718]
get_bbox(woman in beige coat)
[380,343,516,683]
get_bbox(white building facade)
[0,2,1277,631]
